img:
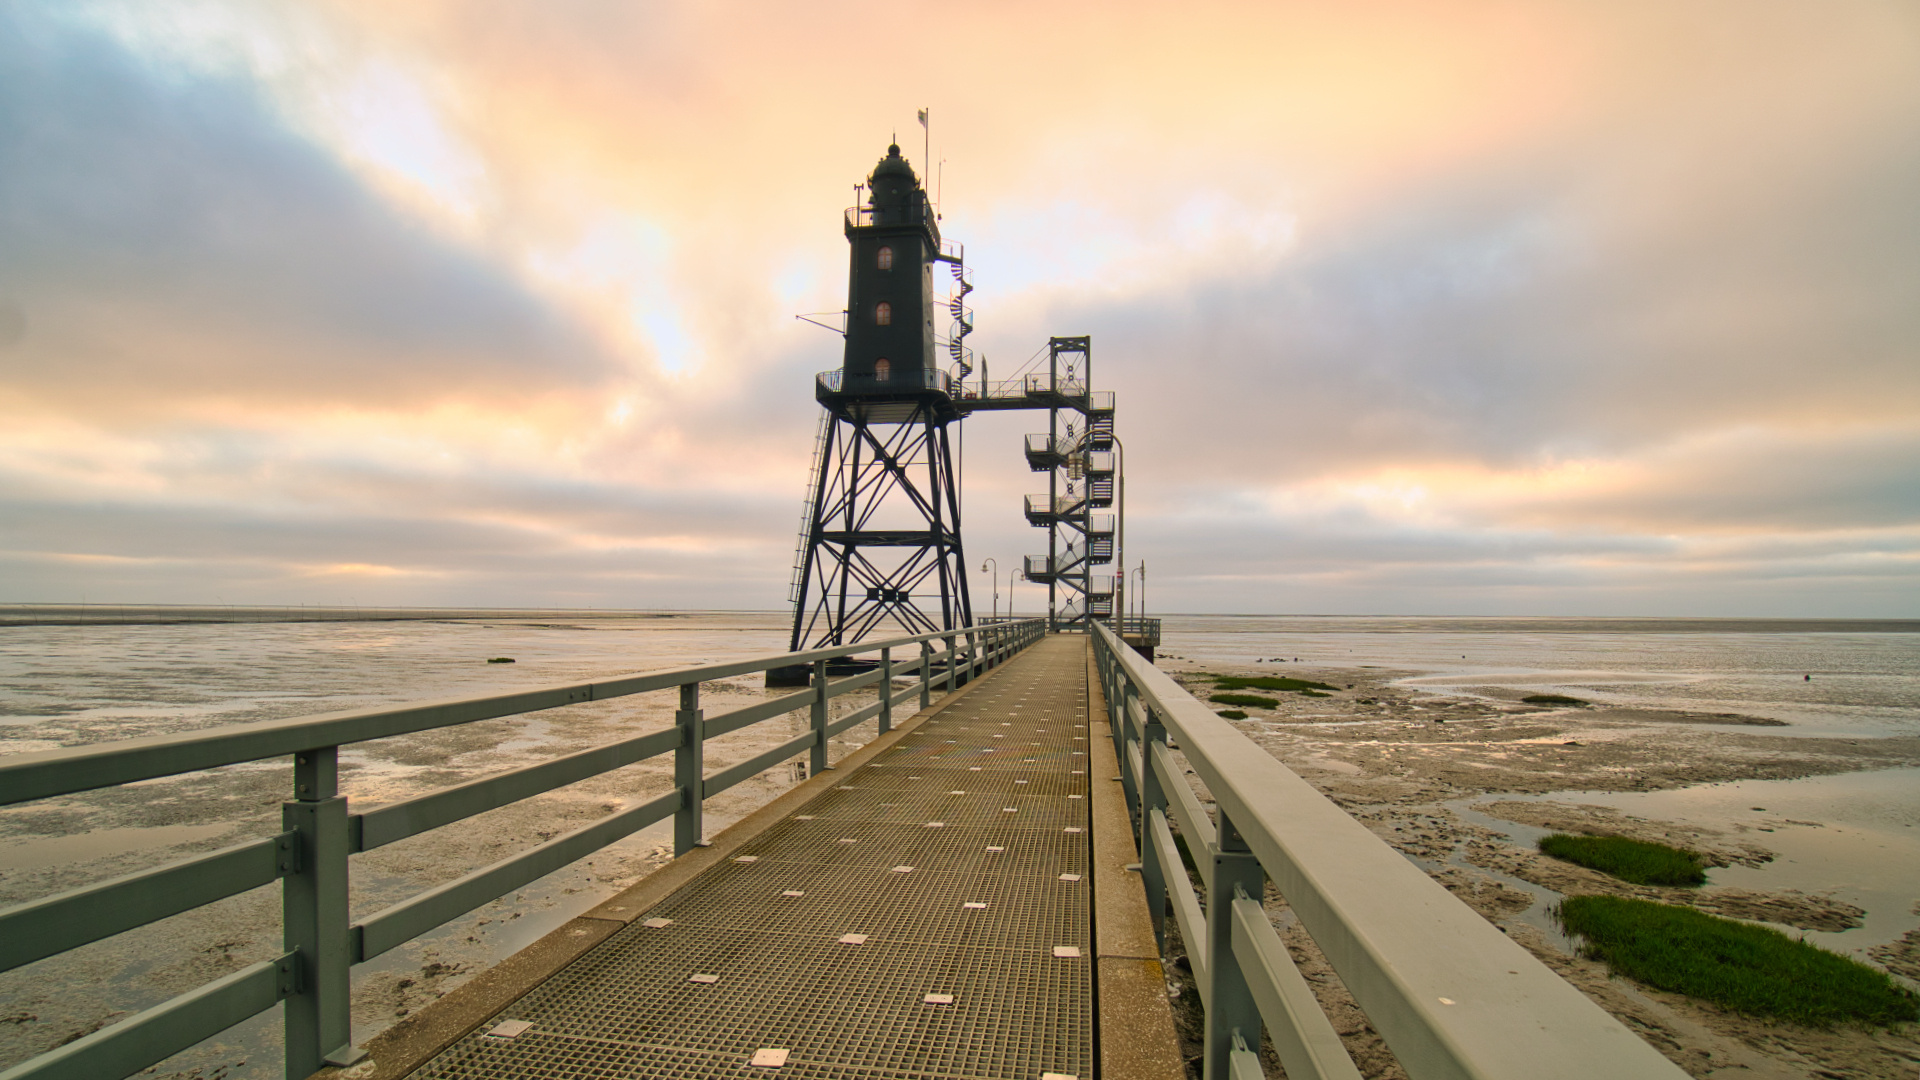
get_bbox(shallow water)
[1161,614,1920,736]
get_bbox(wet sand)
[1155,656,1920,1080]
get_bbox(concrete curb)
[1087,642,1186,1080]
[308,659,1009,1080]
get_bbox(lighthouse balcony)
[815,369,960,422]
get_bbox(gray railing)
[0,620,1046,1080]
[814,368,952,395]
[1091,623,1687,1080]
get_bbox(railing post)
[283,745,359,1075]
[1203,813,1266,1080]
[879,646,893,734]
[673,681,704,856]
[944,634,957,689]
[919,641,932,709]
[1137,698,1168,950]
[810,659,830,775]
[1120,683,1145,816]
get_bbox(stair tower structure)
[1019,338,1116,632]
[779,145,973,679]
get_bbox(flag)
[917,108,928,128]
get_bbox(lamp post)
[1109,434,1125,632]
[1010,565,1019,620]
[981,558,998,621]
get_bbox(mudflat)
[1157,658,1920,1080]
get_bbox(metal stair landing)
[404,635,1094,1080]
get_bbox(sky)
[1,0,1916,617]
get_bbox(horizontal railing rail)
[1091,622,1688,1080]
[0,619,1046,1080]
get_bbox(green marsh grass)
[1210,692,1279,708]
[1557,896,1919,1026]
[1215,709,1248,720]
[1539,833,1707,886]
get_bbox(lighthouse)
[843,144,938,389]
[776,144,974,677]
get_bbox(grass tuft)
[1539,833,1707,886]
[1215,709,1248,720]
[1210,692,1278,708]
[486,657,516,664]
[1557,896,1919,1026]
[1214,675,1341,693]
[1522,693,1587,706]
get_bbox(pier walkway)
[2,621,1691,1080]
[403,634,1099,1080]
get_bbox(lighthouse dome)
[870,143,917,185]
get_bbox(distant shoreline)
[0,604,1915,632]
[0,604,760,626]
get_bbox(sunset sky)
[2,0,1916,616]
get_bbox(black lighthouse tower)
[780,145,974,671]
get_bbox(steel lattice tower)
[1020,338,1116,631]
[778,145,973,678]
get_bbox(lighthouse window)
[875,358,892,382]
[877,246,894,270]
[875,301,892,326]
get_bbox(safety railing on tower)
[1090,623,1688,1080]
[815,368,952,396]
[0,620,1047,1080]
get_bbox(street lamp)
[1109,434,1125,631]
[980,558,998,621]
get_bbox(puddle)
[0,822,234,870]
[1463,767,1920,961]
[1401,670,1702,687]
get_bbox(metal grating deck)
[406,635,1094,1080]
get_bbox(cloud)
[1,0,1917,615]
[0,5,617,417]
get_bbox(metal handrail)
[814,368,951,395]
[0,620,1047,1080]
[1090,623,1687,1080]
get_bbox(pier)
[0,622,1694,1080]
